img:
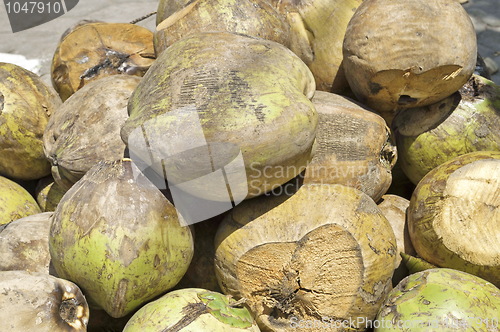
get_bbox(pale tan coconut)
[270,0,363,93]
[215,183,397,331]
[0,212,53,273]
[342,0,477,124]
[377,194,415,285]
[154,0,290,55]
[0,271,89,331]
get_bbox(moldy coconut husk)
[393,74,500,185]
[0,63,62,180]
[0,212,53,273]
[51,21,155,101]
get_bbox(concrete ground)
[0,0,499,85]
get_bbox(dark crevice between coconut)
[459,75,488,102]
[0,92,4,114]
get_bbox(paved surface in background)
[0,0,158,84]
[0,0,499,85]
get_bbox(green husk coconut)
[0,175,41,226]
[407,151,500,287]
[0,270,89,331]
[35,176,67,212]
[392,75,500,185]
[49,158,194,318]
[0,63,62,180]
[0,212,53,273]
[123,288,260,331]
[374,268,500,331]
[400,253,437,275]
[51,22,155,101]
[304,91,396,202]
[43,75,141,190]
[215,183,397,331]
[154,0,290,55]
[342,0,477,124]
[121,32,317,202]
[269,0,362,93]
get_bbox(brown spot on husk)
[164,302,209,332]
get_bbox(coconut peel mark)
[3,0,79,33]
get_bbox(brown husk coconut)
[51,22,155,101]
[342,0,477,124]
[304,91,397,202]
[43,75,141,190]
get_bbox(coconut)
[0,212,53,273]
[269,0,362,93]
[0,270,89,331]
[407,151,500,287]
[43,75,141,190]
[154,0,290,55]
[392,75,500,185]
[121,32,317,206]
[49,158,194,318]
[0,63,62,180]
[123,288,260,331]
[377,194,415,285]
[215,183,397,331]
[342,0,477,124]
[400,253,437,275]
[0,175,41,227]
[304,91,396,202]
[51,22,155,101]
[35,176,67,212]
[374,269,500,331]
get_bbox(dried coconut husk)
[51,22,155,101]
